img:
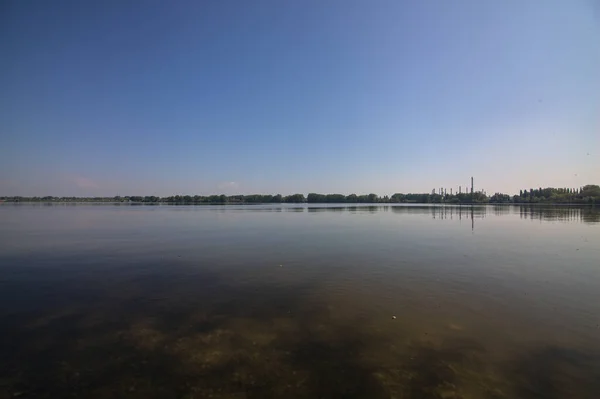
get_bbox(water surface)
[1,204,599,398]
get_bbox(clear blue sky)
[1,0,599,196]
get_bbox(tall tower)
[470,177,474,203]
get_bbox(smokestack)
[471,177,474,194]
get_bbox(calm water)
[0,204,599,398]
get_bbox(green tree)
[284,194,305,203]
[391,193,405,203]
[307,193,326,203]
[326,194,346,203]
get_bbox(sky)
[1,0,599,196]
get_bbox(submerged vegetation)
[2,185,599,205]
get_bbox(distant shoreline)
[2,186,598,205]
[1,201,596,207]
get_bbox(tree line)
[0,194,306,204]
[2,185,598,204]
[488,185,600,204]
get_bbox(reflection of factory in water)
[427,204,599,230]
[429,205,486,231]
[287,204,599,227]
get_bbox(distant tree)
[581,185,600,198]
[391,193,405,203]
[346,194,358,203]
[6,184,599,205]
[284,194,305,203]
[307,193,326,203]
[326,194,346,203]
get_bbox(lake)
[1,204,599,398]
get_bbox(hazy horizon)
[1,182,598,199]
[2,1,599,197]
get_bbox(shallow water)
[1,204,599,398]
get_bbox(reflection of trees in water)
[492,205,512,216]
[284,207,304,212]
[389,206,434,215]
[221,204,599,224]
[389,205,599,226]
[519,206,600,224]
[308,207,345,212]
[306,206,389,213]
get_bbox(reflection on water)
[5,201,599,223]
[0,204,599,398]
[518,205,600,223]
